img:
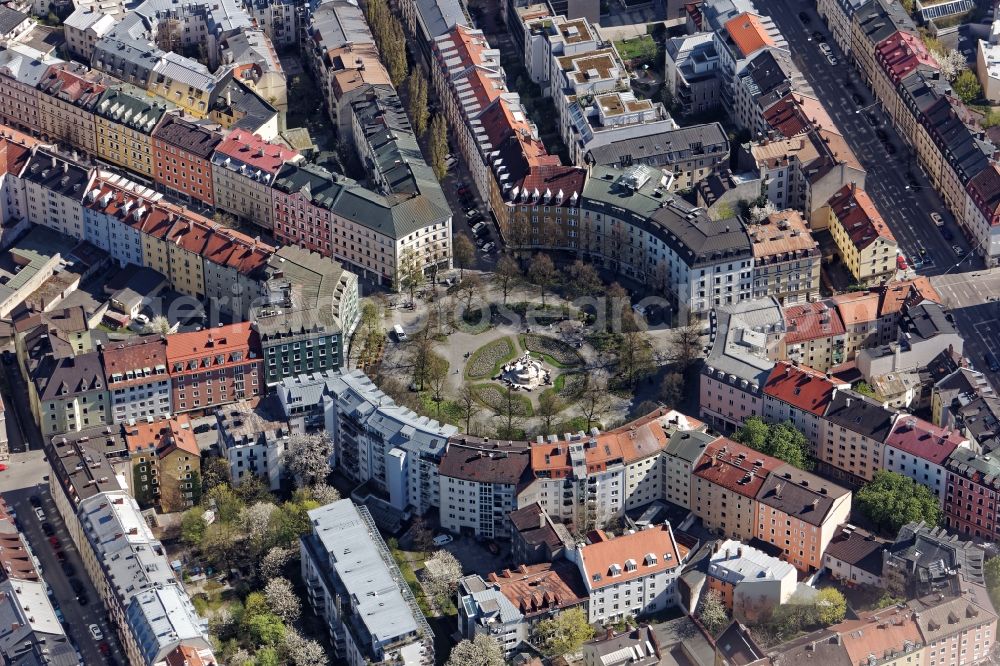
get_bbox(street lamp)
[854,101,881,114]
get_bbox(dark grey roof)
[151,113,222,158]
[925,96,993,185]
[582,165,751,268]
[32,350,106,401]
[21,150,92,198]
[412,0,467,41]
[439,439,531,486]
[664,429,715,464]
[855,0,916,48]
[755,467,840,527]
[0,6,29,35]
[825,525,886,577]
[210,77,277,133]
[823,388,897,441]
[957,396,1000,451]
[46,426,126,508]
[714,622,765,666]
[740,49,794,101]
[902,302,956,341]
[585,122,729,167]
[94,87,170,132]
[766,630,851,666]
[899,66,950,117]
[887,521,985,589]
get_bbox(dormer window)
[608,564,621,577]
[625,559,636,572]
[644,553,657,566]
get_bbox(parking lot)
[0,451,127,665]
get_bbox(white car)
[480,242,496,254]
[827,54,838,66]
[818,42,831,53]
[930,212,944,227]
[471,221,487,236]
[129,313,150,331]
[89,624,103,641]
[34,507,44,521]
[432,534,453,546]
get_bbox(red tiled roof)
[878,277,941,317]
[783,300,846,343]
[123,414,200,457]
[763,92,836,138]
[165,322,257,364]
[764,361,843,415]
[724,13,775,58]
[886,415,967,465]
[488,561,588,617]
[829,184,895,250]
[214,129,298,174]
[876,31,938,84]
[832,292,880,327]
[102,335,168,387]
[578,524,688,589]
[693,438,783,498]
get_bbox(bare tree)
[617,328,654,388]
[458,273,482,312]
[527,253,556,306]
[285,433,333,489]
[580,377,609,431]
[408,334,435,391]
[453,235,475,280]
[537,391,562,435]
[669,324,703,371]
[659,371,684,407]
[494,255,521,305]
[454,386,481,433]
[264,577,301,623]
[568,260,602,297]
[495,386,524,439]
[426,352,449,416]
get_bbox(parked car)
[931,212,944,227]
[34,507,45,521]
[471,221,487,236]
[41,522,53,536]
[812,31,825,41]
[29,496,42,508]
[47,536,59,547]
[827,54,838,65]
[953,244,964,255]
[89,624,103,642]
[55,550,67,563]
[818,42,831,53]
[896,254,908,271]
[480,242,496,254]
[884,142,897,155]
[61,561,75,577]
[193,423,212,434]
[798,11,811,22]
[432,534,453,546]
[864,111,879,127]
[464,208,479,218]
[986,352,1000,373]
[851,93,864,105]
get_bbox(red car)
[47,536,59,547]
[98,642,110,655]
[896,255,908,271]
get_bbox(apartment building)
[93,86,171,180]
[216,398,290,490]
[822,524,886,587]
[324,369,457,515]
[520,13,600,93]
[884,416,969,509]
[20,148,94,241]
[944,448,1000,540]
[763,361,847,456]
[851,0,916,89]
[64,8,118,60]
[732,49,798,136]
[151,113,222,206]
[664,33,721,116]
[828,184,898,285]
[663,428,716,508]
[122,415,202,511]
[0,45,55,136]
[699,298,785,432]
[819,389,898,485]
[883,521,986,597]
[872,31,939,123]
[165,323,263,413]
[584,122,730,192]
[36,63,108,157]
[457,562,588,656]
[755,463,852,572]
[816,0,868,54]
[101,335,172,424]
[438,438,531,540]
[27,344,109,437]
[569,523,688,623]
[781,300,847,373]
[46,429,214,665]
[706,539,796,622]
[251,245,358,386]
[211,128,300,229]
[747,210,821,305]
[691,437,783,541]
[964,163,1000,267]
[300,500,434,666]
[518,410,671,530]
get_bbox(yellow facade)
[96,117,156,178]
[149,78,210,118]
[828,209,896,284]
[141,232,170,277]
[158,447,200,512]
[166,242,205,298]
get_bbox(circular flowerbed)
[523,334,583,368]
[465,337,516,379]
[472,384,534,416]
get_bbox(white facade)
[707,539,797,622]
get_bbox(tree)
[148,315,171,335]
[458,273,482,312]
[537,391,562,435]
[668,324,702,371]
[494,255,521,305]
[659,371,684,406]
[815,587,847,625]
[244,612,285,646]
[284,433,332,489]
[206,485,245,523]
[568,259,602,297]
[242,501,278,555]
[397,248,424,303]
[446,635,505,666]
[307,483,341,505]
[747,200,777,223]
[454,234,475,280]
[732,417,811,469]
[986,556,1000,590]
[408,334,435,391]
[409,515,435,551]
[857,470,942,534]
[854,381,877,398]
[259,546,294,580]
[696,589,729,636]
[406,68,429,136]
[429,114,448,180]
[954,69,982,103]
[202,456,231,494]
[423,550,463,598]
[931,48,966,81]
[283,628,328,666]
[253,648,280,666]
[617,327,654,388]
[360,301,384,340]
[455,385,481,433]
[527,253,556,306]
[579,377,608,431]
[495,386,524,439]
[264,577,301,623]
[426,352,449,414]
[533,607,595,656]
[180,507,207,546]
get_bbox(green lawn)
[614,35,657,65]
[471,383,534,417]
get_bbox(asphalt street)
[2,352,44,453]
[0,452,124,665]
[932,269,1000,385]
[754,0,980,276]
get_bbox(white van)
[393,324,406,341]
